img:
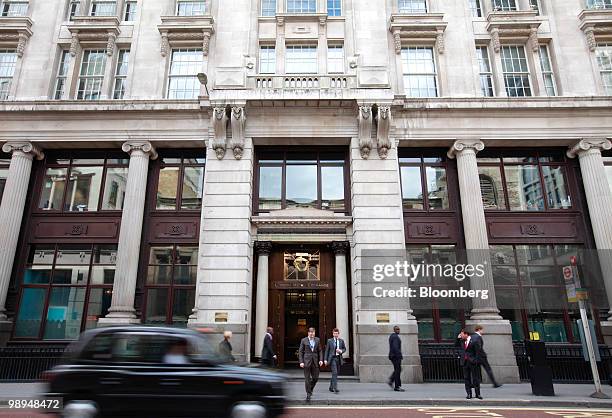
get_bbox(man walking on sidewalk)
[388,325,405,392]
[299,327,323,402]
[456,329,478,399]
[324,328,346,394]
[471,325,502,388]
[261,326,277,367]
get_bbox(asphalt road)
[2,407,612,417]
[282,407,612,418]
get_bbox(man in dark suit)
[324,328,346,394]
[298,327,323,402]
[261,326,277,367]
[455,329,481,399]
[387,325,405,391]
[471,325,501,388]
[218,330,235,363]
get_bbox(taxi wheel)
[228,401,267,418]
[62,400,99,418]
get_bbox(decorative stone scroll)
[212,107,228,160]
[357,106,373,159]
[376,106,392,159]
[230,106,246,160]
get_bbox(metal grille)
[0,345,66,381]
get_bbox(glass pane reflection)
[286,165,317,208]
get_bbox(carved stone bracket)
[447,139,485,159]
[357,106,374,159]
[160,31,170,57]
[393,30,402,54]
[376,106,392,159]
[389,14,448,55]
[212,107,228,160]
[157,15,215,57]
[229,106,246,160]
[70,31,80,56]
[121,141,158,160]
[0,17,33,58]
[567,138,612,158]
[528,27,539,53]
[203,31,211,56]
[255,241,273,255]
[66,16,121,57]
[106,31,117,56]
[486,11,541,54]
[1,141,44,160]
[579,9,612,52]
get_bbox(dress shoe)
[394,387,405,392]
[329,388,334,392]
[334,389,340,394]
[493,383,502,388]
[306,393,311,402]
[476,395,483,399]
[466,394,472,399]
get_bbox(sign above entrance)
[273,281,331,290]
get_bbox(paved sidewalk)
[1,382,612,408]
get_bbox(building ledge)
[252,207,352,234]
[275,12,330,27]
[578,9,612,51]
[0,16,33,57]
[158,15,215,56]
[485,10,542,52]
[66,16,121,56]
[389,13,447,54]
[393,96,612,111]
[0,99,202,113]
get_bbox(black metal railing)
[0,345,66,381]
[419,342,612,384]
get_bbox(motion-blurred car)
[42,326,286,418]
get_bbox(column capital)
[567,138,612,159]
[255,241,273,255]
[121,141,158,160]
[447,139,485,159]
[331,241,349,255]
[1,142,44,160]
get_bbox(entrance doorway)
[284,291,319,367]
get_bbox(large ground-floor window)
[491,244,608,343]
[143,244,197,326]
[14,244,116,340]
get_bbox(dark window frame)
[34,153,129,214]
[153,154,206,212]
[399,150,456,213]
[253,146,350,215]
[477,149,573,212]
[12,243,116,341]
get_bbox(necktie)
[335,338,338,350]
[309,339,314,350]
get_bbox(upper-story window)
[400,154,450,211]
[259,45,276,74]
[476,46,494,97]
[54,50,72,100]
[477,151,572,211]
[167,49,203,99]
[398,0,427,13]
[0,157,9,202]
[124,0,137,21]
[287,0,316,13]
[470,0,482,17]
[77,50,107,100]
[327,0,341,16]
[90,0,117,16]
[328,44,344,73]
[286,45,317,73]
[155,157,205,211]
[401,47,438,97]
[492,0,517,11]
[177,0,206,16]
[262,0,276,16]
[538,45,557,96]
[587,0,612,9]
[255,149,349,213]
[529,0,540,14]
[113,49,130,99]
[1,0,28,16]
[38,157,129,212]
[0,50,17,100]
[67,0,80,20]
[500,45,532,97]
[595,44,612,95]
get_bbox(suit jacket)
[465,334,484,365]
[324,337,346,364]
[454,337,469,366]
[388,333,403,360]
[261,333,275,362]
[218,339,235,363]
[470,333,488,359]
[298,337,323,367]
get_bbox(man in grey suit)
[298,327,323,402]
[324,328,346,394]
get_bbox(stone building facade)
[0,0,612,383]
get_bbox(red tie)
[464,341,469,360]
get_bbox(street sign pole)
[570,256,610,399]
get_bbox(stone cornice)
[158,15,215,57]
[252,208,353,233]
[485,10,542,52]
[0,100,202,113]
[578,9,612,51]
[0,16,33,57]
[66,16,121,56]
[447,139,485,159]
[392,96,612,111]
[1,141,44,160]
[567,138,612,158]
[389,13,447,54]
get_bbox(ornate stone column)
[448,139,519,383]
[254,241,272,358]
[99,141,157,325]
[567,139,612,344]
[0,142,44,339]
[332,241,350,357]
